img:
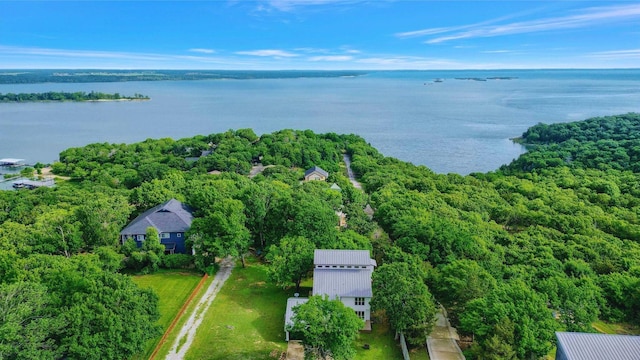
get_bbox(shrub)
[162,254,194,269]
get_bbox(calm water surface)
[1,70,639,175]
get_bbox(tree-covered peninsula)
[0,91,149,102]
[0,69,367,84]
[1,113,640,359]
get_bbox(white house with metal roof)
[284,249,376,341]
[555,332,640,360]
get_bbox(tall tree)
[75,195,132,249]
[32,208,82,257]
[288,295,362,360]
[371,262,437,346]
[142,226,165,272]
[238,181,289,249]
[42,255,162,360]
[190,198,251,268]
[0,282,63,360]
[266,236,315,292]
[459,281,557,359]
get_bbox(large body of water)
[0,69,639,175]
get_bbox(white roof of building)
[312,268,373,298]
[556,332,640,360]
[284,297,309,328]
[314,249,376,267]
[0,158,25,164]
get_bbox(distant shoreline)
[0,91,150,103]
[85,98,150,102]
[0,69,369,84]
[0,98,151,103]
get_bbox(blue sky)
[0,0,638,69]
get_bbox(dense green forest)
[2,114,640,359]
[0,70,367,84]
[0,91,149,102]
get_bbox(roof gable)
[304,166,328,178]
[120,199,194,235]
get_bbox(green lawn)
[409,346,430,360]
[183,258,292,360]
[592,320,640,335]
[149,257,407,360]
[130,270,203,360]
[355,320,404,360]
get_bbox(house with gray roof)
[285,249,376,341]
[304,166,329,181]
[120,199,194,254]
[556,332,640,360]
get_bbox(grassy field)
[592,320,640,335]
[130,270,203,360]
[148,257,406,360]
[355,319,404,360]
[182,257,291,360]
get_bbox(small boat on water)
[434,78,444,83]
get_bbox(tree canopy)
[288,295,363,360]
[4,115,640,359]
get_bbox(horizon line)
[1,67,639,71]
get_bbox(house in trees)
[285,249,376,341]
[304,166,328,181]
[555,332,640,360]
[120,199,194,254]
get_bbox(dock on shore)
[11,177,55,189]
[0,158,26,167]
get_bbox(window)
[161,233,170,239]
[136,235,145,241]
[177,233,182,238]
[355,311,365,320]
[355,297,365,306]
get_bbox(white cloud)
[397,26,472,38]
[397,4,640,44]
[308,55,353,61]
[235,49,299,57]
[395,6,542,39]
[0,45,166,61]
[262,0,363,12]
[188,48,216,54]
[0,45,250,69]
[588,49,640,60]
